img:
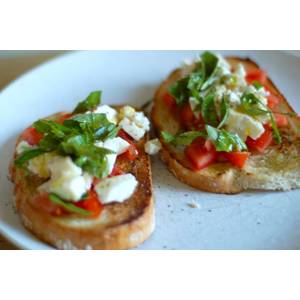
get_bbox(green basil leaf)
[201,51,219,79]
[201,93,219,127]
[169,77,190,106]
[240,93,269,116]
[161,131,175,143]
[73,90,102,114]
[15,148,46,167]
[161,131,205,146]
[49,193,91,216]
[252,81,263,89]
[206,125,247,152]
[200,52,219,91]
[269,113,282,144]
[241,93,282,144]
[34,119,73,138]
[218,97,229,129]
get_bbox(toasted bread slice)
[10,109,154,250]
[152,57,300,194]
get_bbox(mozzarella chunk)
[144,139,161,155]
[119,117,146,141]
[132,112,150,131]
[94,105,118,124]
[16,140,33,155]
[119,105,136,120]
[225,109,265,141]
[119,106,150,141]
[38,156,92,202]
[95,174,138,204]
[95,137,130,174]
[103,137,130,155]
[28,152,56,178]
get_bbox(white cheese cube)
[103,137,130,155]
[94,105,118,124]
[28,152,56,178]
[16,140,33,155]
[39,173,92,202]
[119,117,146,141]
[37,156,92,202]
[119,105,136,120]
[144,138,161,155]
[95,174,138,204]
[225,109,265,141]
[132,111,150,131]
[48,156,82,178]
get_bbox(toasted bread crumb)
[187,200,200,209]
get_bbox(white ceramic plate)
[1,51,300,250]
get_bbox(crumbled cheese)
[38,156,92,202]
[118,106,150,141]
[93,105,118,124]
[119,105,136,120]
[94,174,138,204]
[119,117,146,141]
[16,140,33,155]
[144,138,161,155]
[225,109,265,141]
[28,152,56,178]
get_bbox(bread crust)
[10,110,154,250]
[152,56,300,194]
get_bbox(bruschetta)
[151,52,300,193]
[10,91,154,249]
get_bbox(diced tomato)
[246,69,267,85]
[32,193,67,216]
[110,165,124,177]
[118,129,134,142]
[75,190,103,218]
[246,129,273,153]
[185,139,217,171]
[274,113,288,127]
[163,93,176,109]
[223,152,250,168]
[118,129,139,161]
[120,144,139,161]
[21,127,43,145]
[57,113,73,124]
[180,103,195,126]
[267,94,280,109]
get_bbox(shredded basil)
[49,193,91,216]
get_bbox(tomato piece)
[21,127,43,145]
[246,129,273,153]
[246,69,267,85]
[32,193,67,216]
[185,140,217,171]
[180,103,195,126]
[267,94,280,109]
[163,93,176,109]
[75,190,103,218]
[118,129,134,142]
[110,165,124,177]
[223,152,250,168]
[119,144,139,161]
[118,129,139,161]
[57,113,73,124]
[274,113,288,127]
